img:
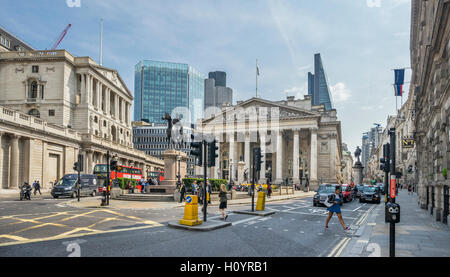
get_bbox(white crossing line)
[353,203,367,212]
[232,216,262,226]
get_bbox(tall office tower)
[204,71,233,113]
[307,53,333,111]
[134,61,205,125]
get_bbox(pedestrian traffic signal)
[73,162,80,172]
[208,139,219,167]
[255,148,263,171]
[190,134,203,166]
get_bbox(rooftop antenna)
[99,18,103,66]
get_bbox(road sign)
[186,196,192,204]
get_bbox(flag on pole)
[394,84,403,96]
[394,69,405,85]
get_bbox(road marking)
[327,238,347,257]
[0,234,27,242]
[11,222,69,235]
[353,203,367,212]
[280,210,356,220]
[232,216,261,225]
[0,224,161,248]
[335,237,351,257]
[355,205,376,226]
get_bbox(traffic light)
[255,147,263,171]
[190,134,203,166]
[380,144,390,172]
[73,162,80,172]
[208,139,219,167]
[110,160,118,171]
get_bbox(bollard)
[256,191,266,211]
[179,195,203,226]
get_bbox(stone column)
[80,74,86,103]
[98,83,103,111]
[310,128,318,189]
[275,130,283,184]
[87,150,94,174]
[9,135,20,189]
[105,88,110,115]
[293,129,300,184]
[229,133,235,182]
[0,132,3,188]
[244,132,250,175]
[259,132,267,183]
[115,94,119,119]
[86,75,91,104]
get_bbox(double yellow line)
[327,237,351,257]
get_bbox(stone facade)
[410,0,450,223]
[0,50,164,189]
[198,96,343,190]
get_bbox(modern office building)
[361,124,383,176]
[204,71,233,114]
[307,53,333,111]
[132,121,196,176]
[134,60,205,125]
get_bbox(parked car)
[359,185,381,204]
[51,174,98,198]
[376,183,385,194]
[233,184,243,191]
[313,184,343,206]
[341,184,353,202]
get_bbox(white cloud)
[284,82,308,100]
[330,82,351,103]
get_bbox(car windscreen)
[57,177,77,187]
[318,186,335,194]
[363,187,378,193]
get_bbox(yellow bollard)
[256,191,266,211]
[207,192,210,202]
[179,195,203,226]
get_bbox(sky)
[0,0,413,156]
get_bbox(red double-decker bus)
[148,171,164,183]
[93,164,143,191]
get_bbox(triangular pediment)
[203,97,320,124]
[92,66,133,98]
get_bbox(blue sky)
[0,0,412,155]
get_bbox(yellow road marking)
[327,237,348,257]
[0,235,27,242]
[335,237,351,257]
[11,222,70,235]
[0,224,161,247]
[59,210,99,222]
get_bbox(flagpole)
[256,59,258,98]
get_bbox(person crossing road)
[325,186,350,231]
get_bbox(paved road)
[0,194,378,257]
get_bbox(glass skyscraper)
[307,53,333,111]
[134,60,205,125]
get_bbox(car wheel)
[359,199,363,203]
[53,195,58,199]
[313,202,317,207]
[71,192,77,198]
[91,191,96,197]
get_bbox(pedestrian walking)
[219,184,228,220]
[408,184,412,195]
[179,182,186,203]
[267,183,272,198]
[325,186,350,231]
[34,181,41,195]
[198,182,204,205]
[126,180,134,194]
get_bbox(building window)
[29,81,38,99]
[94,116,98,123]
[48,110,55,116]
[28,109,40,118]
[103,120,107,127]
[40,85,44,99]
[32,66,39,73]
[0,36,10,48]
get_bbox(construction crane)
[50,24,72,50]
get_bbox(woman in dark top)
[219,184,228,220]
[325,186,350,231]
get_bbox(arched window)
[28,109,40,118]
[29,81,38,99]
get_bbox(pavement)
[341,190,450,257]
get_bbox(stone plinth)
[353,162,364,185]
[160,150,188,194]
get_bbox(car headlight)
[64,187,72,190]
